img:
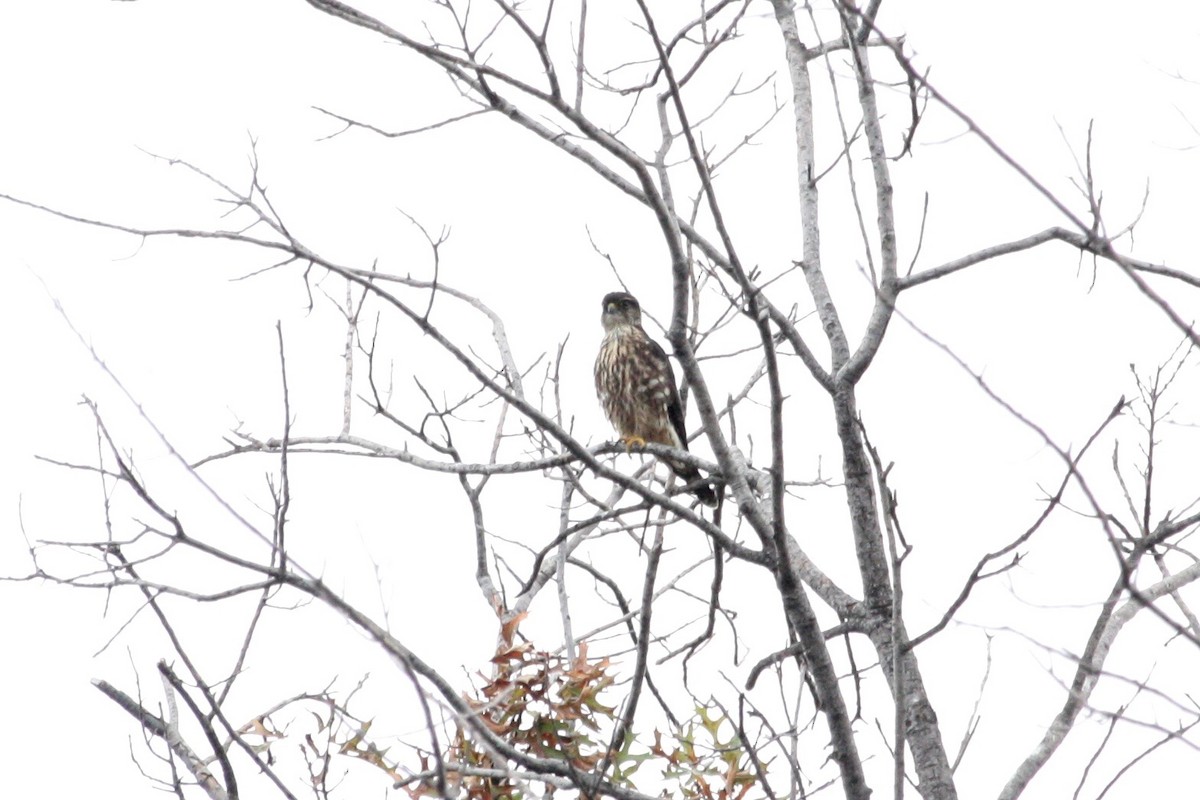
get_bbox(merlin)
[594,292,718,507]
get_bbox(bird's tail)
[668,459,719,508]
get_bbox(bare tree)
[6,2,1200,800]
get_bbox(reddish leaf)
[500,611,528,645]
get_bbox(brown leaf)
[491,643,532,663]
[500,611,528,645]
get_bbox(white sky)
[2,2,1200,799]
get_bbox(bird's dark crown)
[600,291,642,331]
[601,291,639,311]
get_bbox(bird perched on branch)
[594,291,718,507]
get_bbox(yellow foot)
[621,435,647,453]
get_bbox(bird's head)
[600,291,643,332]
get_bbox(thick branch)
[769,0,850,370]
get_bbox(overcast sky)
[2,2,1199,799]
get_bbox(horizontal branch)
[194,432,768,568]
[198,433,724,480]
[900,227,1200,291]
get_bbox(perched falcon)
[594,292,718,507]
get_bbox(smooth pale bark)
[769,2,959,797]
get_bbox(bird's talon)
[622,435,647,453]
